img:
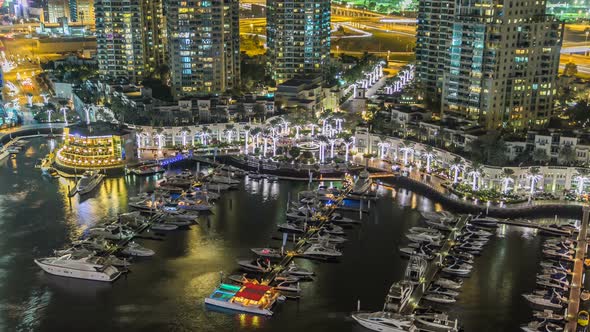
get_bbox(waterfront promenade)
[566,206,589,332]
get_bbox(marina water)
[0,139,559,331]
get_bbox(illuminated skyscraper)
[141,0,167,73]
[47,0,70,23]
[95,0,145,82]
[266,0,331,84]
[417,0,563,129]
[69,0,95,25]
[166,0,240,98]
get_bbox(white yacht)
[350,170,374,197]
[35,254,122,282]
[351,311,417,332]
[406,232,442,245]
[74,171,105,196]
[87,224,134,240]
[237,258,272,273]
[302,243,342,258]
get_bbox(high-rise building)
[141,0,167,73]
[266,0,331,84]
[69,0,95,25]
[47,0,70,23]
[95,0,145,83]
[415,0,454,98]
[166,0,240,98]
[416,0,563,130]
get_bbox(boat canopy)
[234,283,272,302]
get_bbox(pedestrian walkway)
[566,206,589,332]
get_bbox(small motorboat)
[532,310,565,323]
[464,225,493,237]
[469,216,500,228]
[540,260,572,273]
[414,313,460,332]
[434,278,463,290]
[523,291,566,310]
[302,243,342,258]
[121,242,155,257]
[87,224,134,240]
[251,247,283,259]
[283,262,314,277]
[351,311,417,332]
[521,319,564,332]
[428,286,460,298]
[539,224,572,237]
[423,293,456,304]
[277,222,305,233]
[237,258,272,273]
[442,263,472,276]
[150,222,178,231]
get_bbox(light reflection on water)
[0,138,576,332]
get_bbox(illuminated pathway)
[565,206,589,332]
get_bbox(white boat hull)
[35,260,120,282]
[204,298,273,316]
[352,315,411,332]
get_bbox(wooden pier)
[400,216,470,314]
[565,206,589,332]
[260,178,354,284]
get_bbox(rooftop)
[66,121,133,137]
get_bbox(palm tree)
[527,167,543,195]
[501,168,515,194]
[180,127,191,147]
[449,156,463,184]
[423,145,435,173]
[575,168,590,195]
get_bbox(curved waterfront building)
[55,122,136,172]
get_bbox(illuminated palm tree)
[527,167,543,195]
[501,168,515,194]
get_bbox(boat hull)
[35,260,120,282]
[204,298,273,316]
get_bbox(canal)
[0,138,565,331]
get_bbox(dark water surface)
[0,139,553,331]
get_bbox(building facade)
[441,0,563,130]
[141,0,167,74]
[69,0,95,24]
[166,0,240,98]
[266,0,331,84]
[416,0,564,130]
[47,0,70,23]
[95,0,145,83]
[415,0,454,98]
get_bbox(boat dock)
[565,206,589,332]
[260,180,354,284]
[400,216,470,314]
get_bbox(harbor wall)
[382,176,583,218]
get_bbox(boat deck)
[400,216,470,314]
